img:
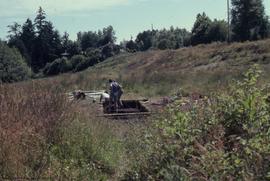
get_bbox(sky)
[0,0,270,42]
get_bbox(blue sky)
[0,0,269,42]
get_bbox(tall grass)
[0,81,122,180]
[0,81,69,178]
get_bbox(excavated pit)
[103,100,150,118]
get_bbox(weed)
[123,65,270,180]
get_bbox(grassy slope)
[49,39,270,97]
[2,39,270,180]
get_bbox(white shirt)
[100,92,110,102]
[102,93,110,99]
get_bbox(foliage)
[136,30,156,51]
[70,55,86,70]
[0,42,31,83]
[85,48,102,60]
[49,115,122,180]
[191,12,212,45]
[3,1,270,77]
[99,25,117,46]
[61,32,81,57]
[124,40,139,52]
[77,31,100,51]
[6,7,77,74]
[6,7,64,73]
[231,0,270,41]
[7,22,21,39]
[71,48,102,72]
[30,8,62,72]
[122,27,191,52]
[0,82,70,178]
[208,19,228,42]
[101,43,120,59]
[73,58,95,72]
[123,65,270,180]
[153,27,191,49]
[191,13,227,45]
[43,57,71,76]
[20,18,35,66]
[0,82,122,180]
[77,25,116,51]
[43,52,102,76]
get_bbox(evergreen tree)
[21,19,35,50]
[7,22,30,65]
[99,25,116,46]
[21,18,36,67]
[208,19,227,42]
[231,0,270,41]
[62,32,70,51]
[35,7,46,34]
[191,12,212,45]
[7,22,21,40]
[136,30,156,51]
[79,31,100,51]
[32,7,62,72]
[61,32,80,57]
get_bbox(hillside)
[2,39,270,180]
[49,39,270,97]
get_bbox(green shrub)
[123,65,270,180]
[43,57,71,76]
[0,42,31,83]
[101,43,120,59]
[72,48,101,72]
[73,57,99,72]
[70,55,86,69]
[85,48,102,60]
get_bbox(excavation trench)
[103,100,150,118]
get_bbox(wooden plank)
[103,112,151,117]
[117,108,141,113]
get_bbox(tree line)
[4,7,119,77]
[122,0,270,52]
[1,0,270,82]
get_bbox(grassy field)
[39,39,270,97]
[1,39,270,180]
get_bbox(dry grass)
[2,39,270,179]
[36,39,270,98]
[0,80,152,180]
[0,81,72,178]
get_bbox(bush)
[157,39,171,50]
[125,40,138,52]
[0,42,31,83]
[43,52,102,75]
[123,65,270,180]
[101,43,120,59]
[71,49,102,72]
[70,55,86,70]
[85,48,102,60]
[73,58,96,72]
[43,57,71,76]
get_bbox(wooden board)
[103,112,151,118]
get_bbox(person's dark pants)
[110,91,122,112]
